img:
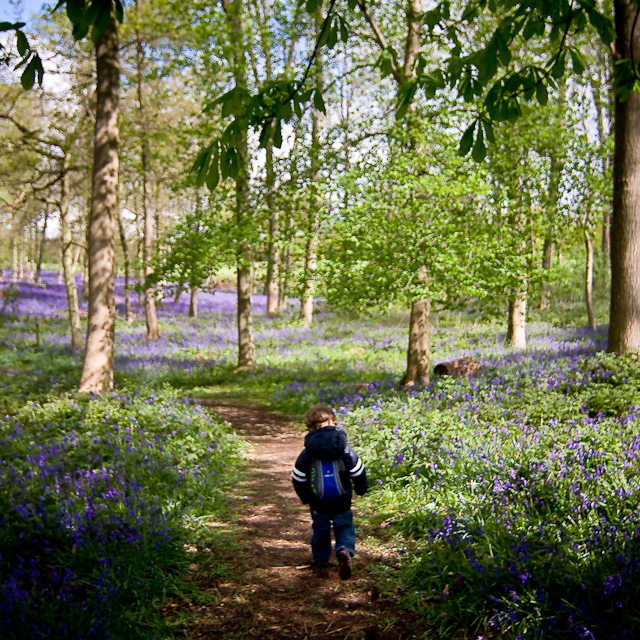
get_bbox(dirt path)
[176,400,425,640]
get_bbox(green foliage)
[340,349,640,637]
[0,387,241,638]
[0,21,44,89]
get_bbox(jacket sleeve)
[345,446,368,496]
[291,450,312,504]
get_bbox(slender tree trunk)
[585,229,596,330]
[189,286,198,318]
[507,293,527,348]
[60,154,83,352]
[116,207,133,322]
[608,0,640,352]
[539,233,554,310]
[35,205,49,282]
[135,5,159,340]
[300,8,324,326]
[11,235,18,281]
[79,17,120,393]
[265,142,280,315]
[401,273,430,387]
[19,230,26,281]
[173,289,181,304]
[223,0,256,370]
[398,0,430,385]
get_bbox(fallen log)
[433,357,481,377]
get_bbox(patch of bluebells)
[334,336,640,637]
[0,390,239,639]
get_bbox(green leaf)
[496,31,511,66]
[472,126,486,162]
[16,30,28,56]
[259,120,272,148]
[195,150,211,188]
[273,118,283,148]
[347,0,357,9]
[66,0,85,25]
[313,89,326,114]
[20,55,38,90]
[339,17,349,43]
[327,23,338,49]
[477,40,498,85]
[0,21,26,31]
[305,0,322,13]
[114,0,124,23]
[317,16,332,48]
[91,1,113,43]
[206,149,219,190]
[221,147,240,180]
[570,48,585,75]
[535,81,548,105]
[550,50,566,79]
[396,79,417,119]
[482,119,495,144]
[458,122,475,156]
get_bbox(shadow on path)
[177,400,424,640]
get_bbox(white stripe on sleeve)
[291,467,307,482]
[350,459,364,477]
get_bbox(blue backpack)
[309,458,348,500]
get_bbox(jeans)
[310,508,356,562]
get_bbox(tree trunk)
[585,229,596,330]
[224,0,256,370]
[300,8,324,326]
[265,141,280,316]
[401,295,431,387]
[35,205,49,282]
[60,155,84,352]
[173,288,182,304]
[116,207,133,322]
[189,286,198,318]
[18,230,26,281]
[608,0,640,353]
[507,294,527,348]
[539,232,554,310]
[79,17,119,394]
[11,235,18,281]
[136,4,159,341]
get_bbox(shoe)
[311,560,331,577]
[337,550,352,580]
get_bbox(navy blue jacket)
[291,426,368,514]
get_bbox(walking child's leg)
[332,509,356,557]
[310,510,332,563]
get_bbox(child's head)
[305,403,336,431]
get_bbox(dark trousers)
[310,508,356,562]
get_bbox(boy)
[291,403,368,580]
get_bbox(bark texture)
[224,0,256,370]
[79,19,119,393]
[539,232,554,310]
[136,7,159,341]
[116,207,133,322]
[300,8,324,327]
[36,205,48,282]
[189,286,198,318]
[401,296,431,386]
[507,295,527,349]
[585,230,596,330]
[608,0,640,353]
[60,155,83,352]
[265,142,280,316]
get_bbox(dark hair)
[304,403,335,431]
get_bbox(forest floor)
[172,400,427,640]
